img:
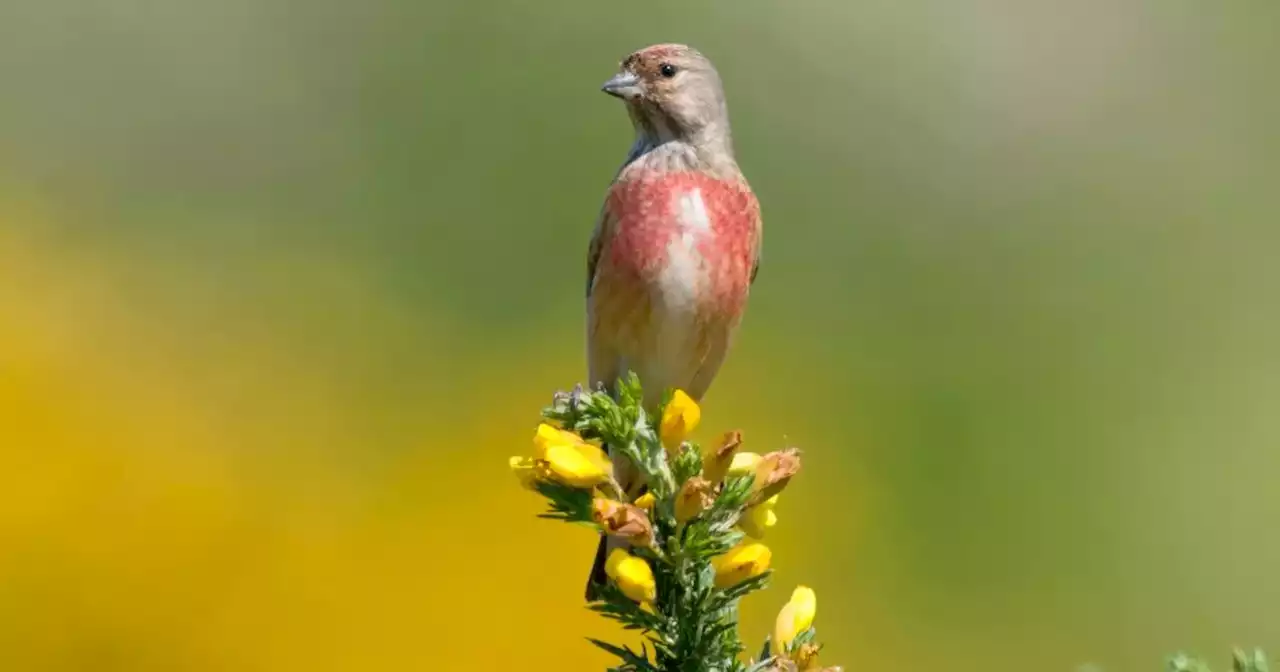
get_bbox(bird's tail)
[585,439,646,602]
[584,535,611,602]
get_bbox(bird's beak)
[601,70,643,100]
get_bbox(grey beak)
[601,71,643,99]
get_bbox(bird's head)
[602,44,731,148]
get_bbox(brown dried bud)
[752,447,802,504]
[762,659,799,672]
[764,652,839,672]
[793,643,821,670]
[702,430,744,484]
[591,498,655,548]
[674,476,714,523]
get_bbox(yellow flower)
[531,423,612,488]
[711,540,771,588]
[575,441,613,475]
[604,548,657,605]
[727,451,762,478]
[509,456,538,490]
[543,443,610,487]
[533,424,611,475]
[633,492,656,510]
[774,585,817,651]
[660,389,701,452]
[739,495,779,538]
[532,423,581,459]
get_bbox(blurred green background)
[1,0,1277,669]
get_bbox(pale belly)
[589,179,755,407]
[589,230,727,409]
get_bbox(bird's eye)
[659,63,678,78]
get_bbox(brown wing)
[585,199,623,393]
[749,196,762,285]
[585,202,615,299]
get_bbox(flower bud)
[633,492,656,511]
[727,451,762,479]
[659,389,701,453]
[604,548,657,605]
[711,540,771,589]
[774,585,817,650]
[508,456,538,490]
[702,430,743,484]
[752,448,801,503]
[591,498,655,548]
[674,476,713,523]
[739,495,779,538]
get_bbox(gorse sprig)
[510,374,841,672]
[510,374,1265,671]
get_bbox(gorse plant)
[508,374,1270,672]
[509,374,838,672]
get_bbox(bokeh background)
[2,0,1278,669]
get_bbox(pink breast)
[605,171,758,315]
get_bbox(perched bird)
[584,43,763,599]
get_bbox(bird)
[583,43,763,600]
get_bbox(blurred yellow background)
[1,0,1277,669]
